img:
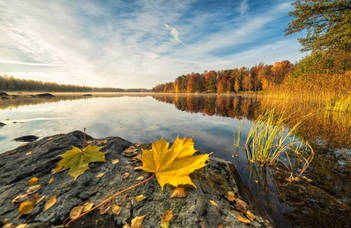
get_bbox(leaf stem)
[65,173,155,227]
[83,128,86,150]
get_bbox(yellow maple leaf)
[53,145,106,180]
[141,137,210,190]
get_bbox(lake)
[0,93,350,227]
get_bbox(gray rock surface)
[13,135,39,142]
[0,131,272,228]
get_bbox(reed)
[233,124,241,148]
[245,109,314,178]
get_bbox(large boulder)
[0,131,272,227]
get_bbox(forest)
[152,0,351,100]
[0,75,149,92]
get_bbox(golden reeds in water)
[244,109,314,180]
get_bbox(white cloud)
[0,0,301,88]
[239,0,249,16]
[164,24,185,45]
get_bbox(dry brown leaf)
[112,159,120,165]
[122,173,130,179]
[30,193,40,203]
[209,200,218,207]
[27,177,39,185]
[16,224,28,228]
[26,185,40,194]
[44,196,56,211]
[99,200,112,215]
[227,191,235,202]
[170,187,187,198]
[36,195,46,204]
[134,166,142,171]
[132,154,142,161]
[136,176,144,181]
[136,195,146,202]
[161,210,173,228]
[69,206,84,220]
[3,223,15,228]
[135,142,142,146]
[12,194,28,204]
[246,210,256,221]
[96,172,105,178]
[112,205,122,216]
[25,151,32,156]
[19,201,34,215]
[49,177,54,184]
[131,215,145,228]
[237,216,250,224]
[217,226,224,228]
[83,202,94,212]
[98,139,108,145]
[235,198,248,213]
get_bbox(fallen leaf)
[133,154,142,160]
[134,166,142,171]
[3,223,14,228]
[161,210,173,228]
[27,177,39,185]
[83,202,94,212]
[19,201,34,215]
[96,172,105,178]
[122,173,130,179]
[69,206,84,220]
[112,159,120,165]
[44,196,56,211]
[16,224,28,228]
[246,210,255,221]
[30,193,40,202]
[112,205,122,216]
[36,195,46,204]
[99,200,112,215]
[209,200,218,207]
[26,185,41,194]
[25,151,32,156]
[235,198,248,213]
[98,139,107,145]
[217,226,224,228]
[136,176,144,181]
[122,224,130,228]
[135,142,142,146]
[237,216,250,224]
[170,187,187,198]
[131,215,145,228]
[136,195,146,202]
[141,137,211,190]
[12,194,28,204]
[53,145,106,180]
[48,177,54,184]
[125,146,138,153]
[227,191,235,202]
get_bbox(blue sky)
[0,0,305,88]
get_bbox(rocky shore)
[0,131,272,228]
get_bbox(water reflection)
[0,94,350,227]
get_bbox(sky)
[0,0,306,89]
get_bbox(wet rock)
[0,122,5,127]
[0,131,272,227]
[32,93,55,98]
[14,135,39,142]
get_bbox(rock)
[13,135,39,142]
[32,93,55,98]
[0,131,272,228]
[0,122,5,127]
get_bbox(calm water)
[0,94,350,227]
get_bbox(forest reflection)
[152,93,351,150]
